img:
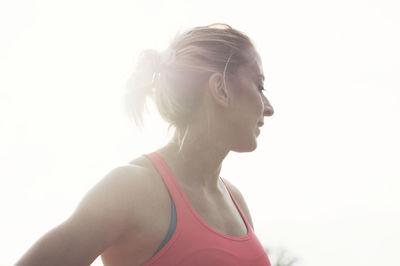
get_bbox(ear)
[208,72,230,108]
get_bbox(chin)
[231,139,258,153]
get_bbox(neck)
[156,127,229,191]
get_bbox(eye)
[258,85,265,92]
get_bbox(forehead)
[238,60,264,82]
[239,48,264,77]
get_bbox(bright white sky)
[1,0,399,265]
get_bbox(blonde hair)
[124,23,257,149]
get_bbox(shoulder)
[222,178,255,230]
[98,154,165,199]
[71,157,167,231]
[87,163,156,202]
[95,160,168,212]
[47,163,160,259]
[71,164,154,224]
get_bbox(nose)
[263,96,274,116]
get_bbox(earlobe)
[208,72,230,108]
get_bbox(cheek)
[255,94,265,114]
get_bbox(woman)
[15,23,274,266]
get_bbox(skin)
[14,51,274,266]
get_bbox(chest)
[182,187,248,237]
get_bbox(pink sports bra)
[142,152,271,266]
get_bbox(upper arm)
[16,165,146,266]
[223,179,255,231]
[65,165,142,254]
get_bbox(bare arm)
[15,165,143,266]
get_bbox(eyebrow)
[258,74,265,81]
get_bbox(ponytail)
[124,49,159,129]
[124,49,178,129]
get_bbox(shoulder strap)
[220,177,253,232]
[143,152,185,210]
